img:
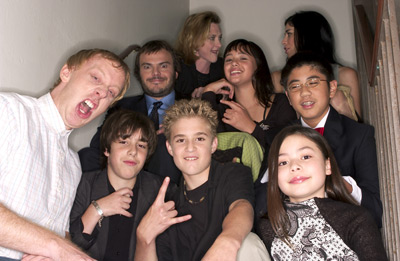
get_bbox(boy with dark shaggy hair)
[70,109,166,260]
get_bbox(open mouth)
[230,70,241,75]
[79,100,94,114]
[301,101,315,109]
[76,99,98,120]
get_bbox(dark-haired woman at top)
[273,11,361,121]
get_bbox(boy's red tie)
[314,127,325,135]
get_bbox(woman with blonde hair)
[175,11,224,100]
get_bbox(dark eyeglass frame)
[287,78,328,93]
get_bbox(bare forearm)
[0,203,63,256]
[135,218,160,261]
[221,200,253,246]
[203,200,254,260]
[0,203,92,260]
[134,237,158,261]
[81,204,101,234]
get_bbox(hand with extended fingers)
[220,99,256,134]
[203,79,234,99]
[96,187,134,217]
[137,177,192,244]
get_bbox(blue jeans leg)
[0,257,19,261]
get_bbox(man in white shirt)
[0,48,130,260]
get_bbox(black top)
[103,178,138,261]
[202,92,296,151]
[175,57,224,100]
[70,169,171,260]
[178,181,209,257]
[156,160,254,261]
[256,197,388,261]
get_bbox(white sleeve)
[260,168,269,183]
[343,176,362,204]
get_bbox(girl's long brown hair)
[267,125,358,243]
[224,39,274,108]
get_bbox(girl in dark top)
[202,39,296,150]
[175,11,224,100]
[257,125,387,260]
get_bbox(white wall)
[0,0,189,151]
[190,0,356,72]
[0,0,356,152]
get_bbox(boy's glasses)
[288,78,328,92]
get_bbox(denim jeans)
[0,257,19,261]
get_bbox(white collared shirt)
[261,108,362,205]
[300,109,362,204]
[0,92,81,259]
[301,107,330,129]
[260,109,332,184]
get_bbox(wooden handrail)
[353,0,384,86]
[369,0,384,85]
[354,4,374,83]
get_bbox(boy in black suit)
[281,52,383,227]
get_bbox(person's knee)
[237,232,271,261]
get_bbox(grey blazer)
[69,169,166,260]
